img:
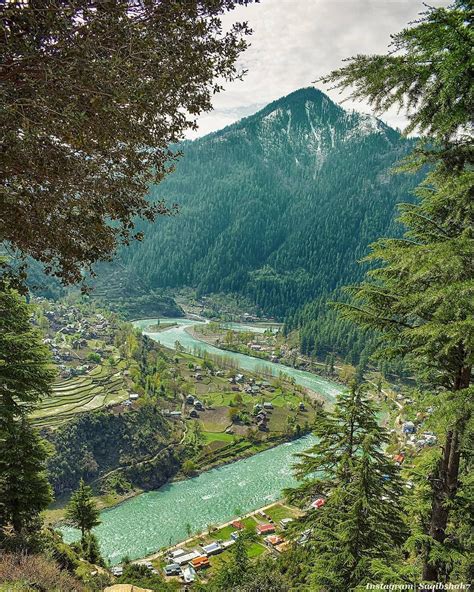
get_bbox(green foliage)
[337,168,473,389]
[117,563,174,592]
[322,1,473,583]
[0,290,54,549]
[65,479,100,540]
[287,385,406,591]
[0,418,52,548]
[208,531,256,591]
[0,289,56,418]
[72,532,104,567]
[321,1,473,160]
[1,1,253,288]
[182,459,197,476]
[46,400,177,495]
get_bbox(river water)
[60,319,342,563]
[61,434,317,564]
[134,318,341,401]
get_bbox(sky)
[189,0,450,138]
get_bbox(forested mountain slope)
[121,88,419,317]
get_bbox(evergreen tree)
[0,418,52,546]
[65,479,101,541]
[101,87,419,319]
[287,384,380,502]
[0,288,55,420]
[321,1,473,167]
[322,1,473,581]
[79,532,104,566]
[287,385,406,591]
[0,288,54,548]
[209,531,255,591]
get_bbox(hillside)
[117,87,419,317]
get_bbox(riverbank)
[137,499,302,565]
[184,324,340,402]
[43,488,143,527]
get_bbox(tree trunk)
[422,365,471,582]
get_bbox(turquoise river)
[61,318,342,563]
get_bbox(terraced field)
[31,365,130,429]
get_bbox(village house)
[163,563,181,577]
[280,518,293,529]
[201,541,222,556]
[190,556,210,570]
[182,565,196,583]
[402,421,416,434]
[265,534,284,547]
[256,523,275,535]
[310,498,326,509]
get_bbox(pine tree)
[287,385,406,591]
[0,288,54,548]
[0,288,55,420]
[80,532,104,566]
[287,384,381,503]
[210,531,254,591]
[65,479,101,541]
[322,1,473,581]
[321,1,473,168]
[0,418,52,545]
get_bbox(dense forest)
[117,88,421,318]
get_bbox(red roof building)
[256,523,275,535]
[231,520,244,530]
[191,556,210,570]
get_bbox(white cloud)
[188,0,449,138]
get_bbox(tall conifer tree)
[65,479,101,541]
[321,1,473,581]
[288,385,406,591]
[0,288,54,548]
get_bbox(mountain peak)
[254,86,340,124]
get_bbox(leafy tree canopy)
[1,0,252,287]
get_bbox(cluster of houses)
[186,395,204,418]
[162,395,205,420]
[402,421,437,449]
[228,373,276,395]
[162,515,292,583]
[32,302,120,380]
[244,340,280,363]
[163,538,236,583]
[41,305,111,340]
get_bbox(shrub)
[0,553,85,592]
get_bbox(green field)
[31,365,129,429]
[202,431,235,444]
